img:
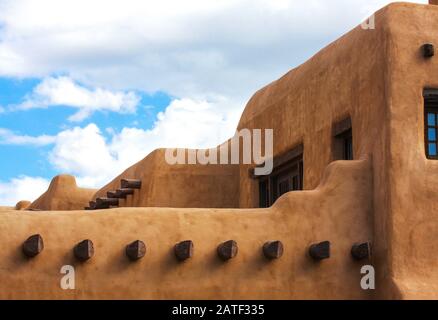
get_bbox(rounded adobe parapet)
[15,200,31,211]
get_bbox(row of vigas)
[20,235,372,262]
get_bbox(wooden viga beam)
[22,234,44,258]
[121,178,142,189]
[95,197,119,209]
[125,240,146,261]
[217,240,238,261]
[74,239,94,262]
[115,188,135,199]
[174,240,194,261]
[107,191,118,199]
[309,241,330,261]
[85,201,97,210]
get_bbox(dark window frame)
[254,145,304,208]
[424,89,438,160]
[333,117,353,161]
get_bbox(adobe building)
[1,1,438,299]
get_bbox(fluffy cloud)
[0,128,56,146]
[16,76,140,121]
[0,176,49,206]
[0,96,242,189]
[0,0,426,101]
[64,97,241,187]
[107,96,242,170]
[49,123,117,177]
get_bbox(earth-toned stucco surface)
[3,2,438,299]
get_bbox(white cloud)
[0,0,427,101]
[0,176,50,206]
[80,98,241,187]
[48,123,117,186]
[0,96,241,190]
[108,96,242,169]
[16,76,140,121]
[0,128,56,146]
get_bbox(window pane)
[428,113,436,126]
[259,181,268,208]
[429,128,437,142]
[344,136,353,160]
[292,176,299,191]
[429,143,437,156]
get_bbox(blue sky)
[0,77,171,180]
[0,0,427,205]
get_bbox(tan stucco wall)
[15,201,31,211]
[236,7,391,208]
[92,2,391,211]
[30,175,97,211]
[93,148,240,208]
[27,0,390,215]
[3,2,438,299]
[233,2,396,299]
[0,159,373,299]
[378,3,438,299]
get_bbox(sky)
[0,0,428,205]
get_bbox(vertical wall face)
[86,7,396,299]
[237,8,391,209]
[233,3,438,299]
[90,5,394,213]
[0,158,374,300]
[90,5,392,213]
[7,3,438,300]
[93,149,240,209]
[384,3,438,299]
[235,4,419,299]
[5,3,438,300]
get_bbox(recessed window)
[424,89,438,159]
[256,145,304,208]
[333,117,353,160]
[259,180,269,208]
